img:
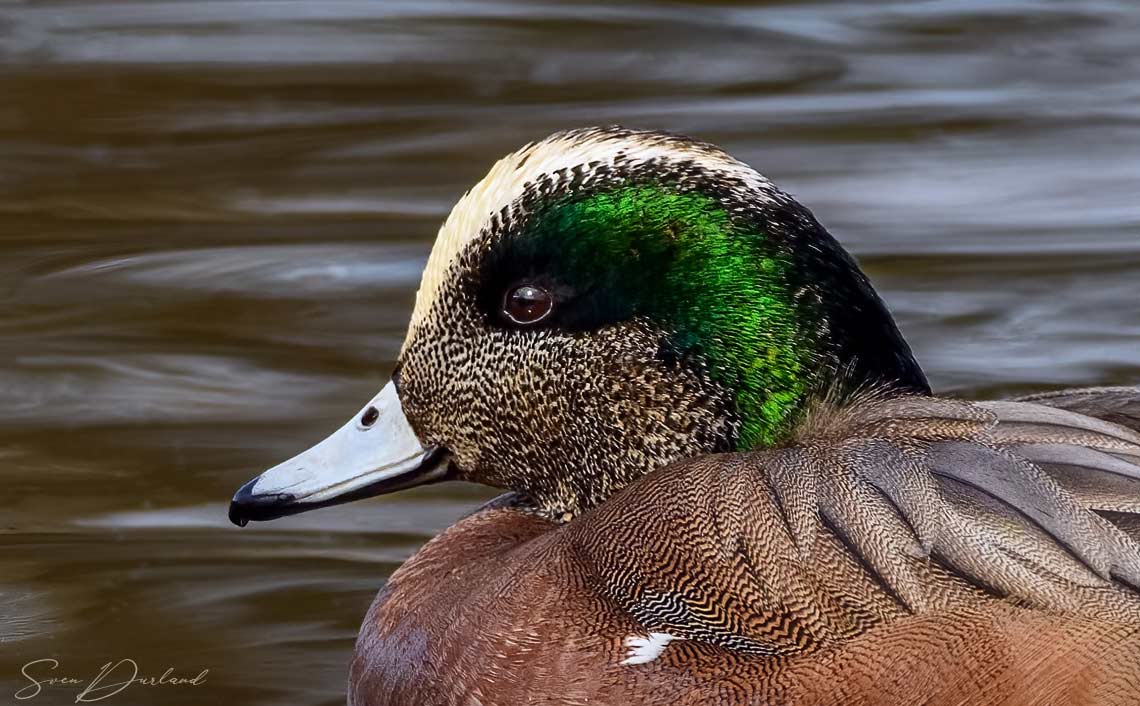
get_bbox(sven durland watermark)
[16,658,208,702]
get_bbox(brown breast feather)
[351,387,1140,705]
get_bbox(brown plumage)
[224,129,1140,705]
[350,389,1140,706]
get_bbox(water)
[2,1,1139,704]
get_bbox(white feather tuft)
[621,631,684,665]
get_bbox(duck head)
[229,127,928,525]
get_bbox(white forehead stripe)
[406,128,773,334]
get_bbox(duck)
[228,126,1140,706]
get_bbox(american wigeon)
[229,127,1140,705]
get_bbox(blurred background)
[1,1,1138,704]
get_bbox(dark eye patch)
[474,235,638,333]
[471,172,705,334]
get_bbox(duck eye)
[503,284,553,326]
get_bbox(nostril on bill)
[361,406,380,427]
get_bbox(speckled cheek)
[399,315,595,485]
[394,300,490,470]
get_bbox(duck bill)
[228,381,447,527]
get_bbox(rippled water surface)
[2,1,1139,704]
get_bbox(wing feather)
[782,387,1140,611]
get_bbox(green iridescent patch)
[528,184,813,448]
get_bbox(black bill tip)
[228,476,296,527]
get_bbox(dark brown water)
[2,1,1138,704]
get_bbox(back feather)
[787,386,1140,613]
